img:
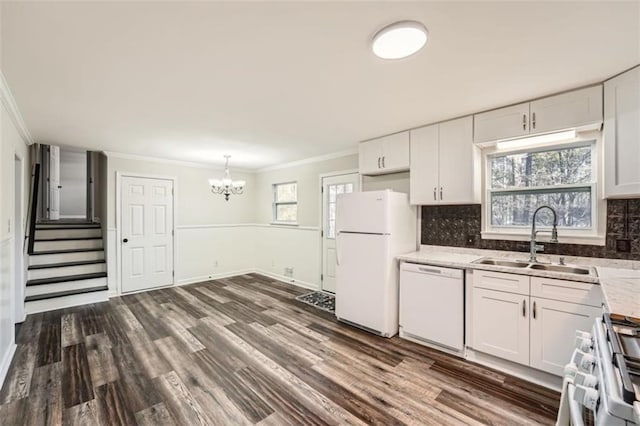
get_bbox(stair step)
[29,249,105,267]
[35,237,102,242]
[25,285,108,302]
[28,259,106,270]
[28,261,107,280]
[36,228,101,239]
[36,224,101,229]
[31,248,104,255]
[34,239,103,251]
[27,272,107,287]
[24,288,108,314]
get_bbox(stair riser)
[34,239,103,251]
[26,277,108,298]
[29,251,105,266]
[28,263,106,280]
[25,290,109,315]
[35,228,101,239]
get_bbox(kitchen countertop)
[398,245,640,320]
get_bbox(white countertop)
[398,245,640,319]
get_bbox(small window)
[326,183,354,239]
[273,182,298,223]
[488,143,595,230]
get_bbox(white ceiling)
[2,1,639,169]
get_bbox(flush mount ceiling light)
[208,155,245,201]
[372,20,428,60]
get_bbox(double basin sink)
[472,258,596,276]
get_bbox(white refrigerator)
[335,190,417,337]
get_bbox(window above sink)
[481,130,606,246]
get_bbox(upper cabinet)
[604,66,640,198]
[359,131,410,175]
[473,85,603,144]
[410,116,480,205]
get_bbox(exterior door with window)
[121,176,174,293]
[321,173,360,293]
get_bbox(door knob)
[122,238,128,243]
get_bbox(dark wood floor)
[0,274,559,425]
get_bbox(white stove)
[557,314,640,425]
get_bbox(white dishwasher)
[399,262,465,355]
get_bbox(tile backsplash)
[421,199,640,260]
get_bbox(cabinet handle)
[522,300,526,317]
[532,112,536,129]
[440,187,443,200]
[378,157,381,169]
[433,187,437,201]
[382,156,385,168]
[522,114,527,131]
[533,301,537,319]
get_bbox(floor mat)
[296,291,335,313]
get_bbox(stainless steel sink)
[473,258,530,268]
[528,264,593,275]
[472,257,596,276]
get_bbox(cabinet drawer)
[472,270,530,295]
[530,277,603,307]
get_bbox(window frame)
[481,133,605,245]
[272,181,298,225]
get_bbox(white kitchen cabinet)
[473,102,530,144]
[359,132,410,175]
[529,297,601,376]
[529,85,603,134]
[410,116,480,205]
[473,85,603,144]
[604,66,640,198]
[471,272,604,376]
[472,288,530,365]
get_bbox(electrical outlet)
[616,239,631,252]
[284,267,294,277]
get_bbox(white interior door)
[49,145,60,220]
[121,176,174,293]
[321,172,359,293]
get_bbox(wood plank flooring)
[0,274,560,425]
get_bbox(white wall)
[363,171,410,193]
[0,73,31,387]
[59,147,86,218]
[104,153,360,294]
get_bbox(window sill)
[481,231,605,246]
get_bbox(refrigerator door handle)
[336,232,341,266]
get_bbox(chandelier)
[208,155,245,201]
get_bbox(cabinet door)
[530,85,603,134]
[380,132,410,173]
[358,139,384,175]
[473,102,530,143]
[530,298,600,376]
[472,288,529,365]
[438,116,480,204]
[604,66,640,197]
[409,124,439,205]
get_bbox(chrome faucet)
[530,205,559,263]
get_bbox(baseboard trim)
[0,343,17,390]
[253,269,319,291]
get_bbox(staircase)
[25,221,108,314]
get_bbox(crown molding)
[0,70,34,145]
[255,148,358,173]
[102,150,254,173]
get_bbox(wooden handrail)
[27,163,40,254]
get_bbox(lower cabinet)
[472,288,530,365]
[529,297,601,376]
[472,273,602,376]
